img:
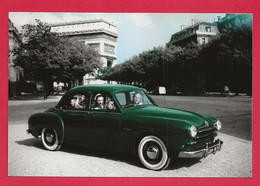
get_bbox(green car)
[27,84,223,171]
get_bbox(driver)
[133,93,143,105]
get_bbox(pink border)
[1,0,259,185]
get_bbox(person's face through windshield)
[134,93,141,104]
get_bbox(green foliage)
[200,26,252,94]
[14,19,102,86]
[103,26,252,95]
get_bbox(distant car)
[153,86,167,95]
[27,84,223,171]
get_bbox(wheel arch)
[28,112,65,144]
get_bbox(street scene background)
[8,13,252,177]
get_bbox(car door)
[85,91,122,151]
[57,90,93,145]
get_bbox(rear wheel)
[138,135,170,170]
[41,128,61,151]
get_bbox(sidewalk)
[8,92,64,105]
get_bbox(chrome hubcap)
[146,146,159,159]
[46,133,54,143]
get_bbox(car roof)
[69,84,143,94]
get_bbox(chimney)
[191,19,195,25]
[181,25,189,31]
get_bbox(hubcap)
[46,133,54,143]
[146,146,159,160]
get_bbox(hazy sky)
[9,13,225,63]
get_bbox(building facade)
[9,19,23,97]
[167,19,219,47]
[50,19,118,85]
[167,14,252,48]
[217,14,252,31]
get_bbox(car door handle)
[122,128,134,132]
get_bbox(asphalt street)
[8,95,252,177]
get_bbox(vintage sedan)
[27,84,223,171]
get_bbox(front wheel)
[41,128,61,151]
[138,135,170,170]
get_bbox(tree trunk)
[43,79,53,100]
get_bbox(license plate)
[203,139,223,158]
[208,144,220,154]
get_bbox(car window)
[90,92,117,111]
[115,89,153,109]
[64,92,90,110]
[115,92,126,106]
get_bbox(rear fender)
[28,112,64,143]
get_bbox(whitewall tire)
[138,135,170,170]
[41,128,61,151]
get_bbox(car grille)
[186,126,218,151]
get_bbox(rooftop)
[50,18,117,27]
[70,84,143,93]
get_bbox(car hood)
[124,105,211,128]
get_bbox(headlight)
[189,125,197,137]
[215,120,222,130]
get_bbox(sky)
[9,13,225,64]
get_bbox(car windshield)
[115,89,155,109]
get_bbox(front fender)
[28,112,65,143]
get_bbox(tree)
[200,26,252,94]
[103,25,252,95]
[14,19,102,99]
[58,38,102,87]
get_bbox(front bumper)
[178,139,223,158]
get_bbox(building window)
[104,44,115,55]
[205,26,211,32]
[107,60,112,68]
[88,43,100,52]
[201,37,206,44]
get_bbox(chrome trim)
[198,127,216,133]
[178,139,223,158]
[46,133,54,143]
[195,131,218,139]
[146,146,159,160]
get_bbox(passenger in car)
[75,94,87,108]
[106,100,116,110]
[94,95,105,109]
[70,97,77,107]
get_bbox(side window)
[65,92,89,110]
[90,92,117,111]
[115,92,126,106]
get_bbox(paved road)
[8,124,251,177]
[8,95,252,177]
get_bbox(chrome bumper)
[178,139,223,158]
